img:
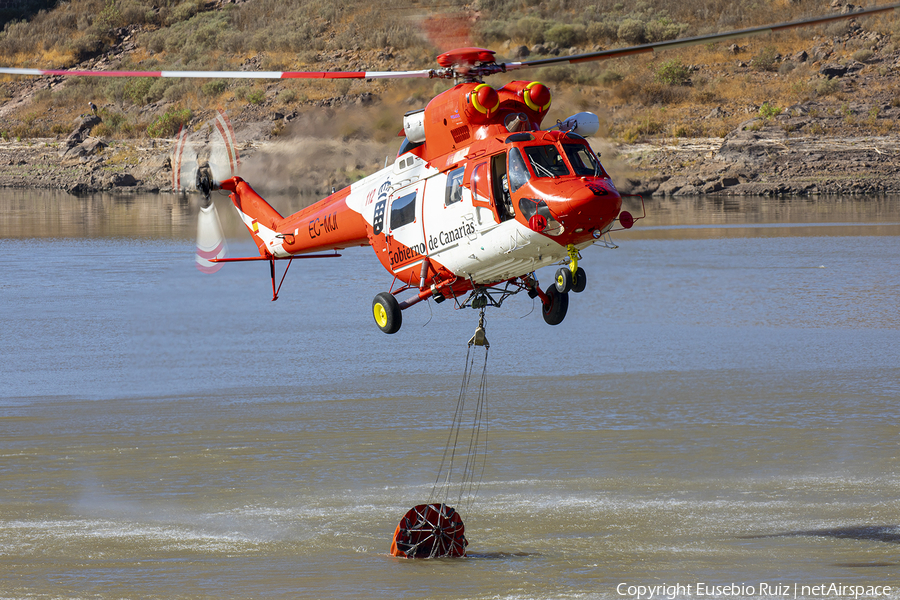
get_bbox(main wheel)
[572,267,587,293]
[555,267,573,293]
[372,292,402,334]
[542,286,569,326]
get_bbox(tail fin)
[218,176,283,257]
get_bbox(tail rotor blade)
[196,202,227,274]
[172,126,199,193]
[208,109,240,183]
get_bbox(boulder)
[820,64,847,77]
[66,115,102,144]
[110,173,138,187]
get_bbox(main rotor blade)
[502,2,900,72]
[0,67,435,80]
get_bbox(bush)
[758,102,782,119]
[852,49,874,63]
[124,78,154,104]
[750,46,779,72]
[246,89,266,105]
[544,23,583,48]
[598,69,624,86]
[585,21,617,44]
[202,79,229,97]
[614,73,690,106]
[816,77,840,97]
[278,89,298,104]
[473,19,510,45]
[147,107,192,138]
[617,18,645,44]
[644,18,687,43]
[508,16,545,45]
[163,81,195,103]
[655,59,691,86]
[169,1,201,25]
[778,60,796,75]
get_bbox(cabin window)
[390,191,417,230]
[507,148,531,194]
[524,145,570,178]
[445,167,465,206]
[563,144,607,177]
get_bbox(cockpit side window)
[523,145,570,178]
[563,143,608,178]
[507,147,531,194]
[445,166,465,206]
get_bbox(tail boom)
[218,176,370,258]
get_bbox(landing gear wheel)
[542,286,569,326]
[555,267,573,293]
[390,503,468,558]
[572,267,587,293]
[372,292,402,334]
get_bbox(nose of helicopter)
[519,177,622,243]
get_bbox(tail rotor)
[170,110,240,273]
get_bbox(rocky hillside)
[1,0,900,196]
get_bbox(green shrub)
[645,18,687,43]
[852,49,874,63]
[147,107,192,138]
[474,19,510,45]
[202,79,229,97]
[750,46,779,72]
[544,23,583,48]
[124,78,154,104]
[246,89,266,105]
[163,81,194,103]
[617,18,645,44]
[598,69,624,86]
[655,59,691,86]
[278,89,297,104]
[585,21,617,44]
[816,77,840,97]
[169,0,201,25]
[508,16,546,45]
[758,102,782,119]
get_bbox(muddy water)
[1,190,899,600]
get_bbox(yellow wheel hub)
[374,303,388,327]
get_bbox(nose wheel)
[556,245,587,294]
[554,265,586,294]
[555,267,573,293]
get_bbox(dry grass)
[2,0,900,143]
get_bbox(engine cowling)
[557,112,600,137]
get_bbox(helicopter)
[3,3,897,335]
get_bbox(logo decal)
[372,181,391,236]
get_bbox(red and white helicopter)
[4,4,896,335]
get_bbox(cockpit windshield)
[563,144,607,178]
[523,145,570,178]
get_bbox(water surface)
[1,190,898,599]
